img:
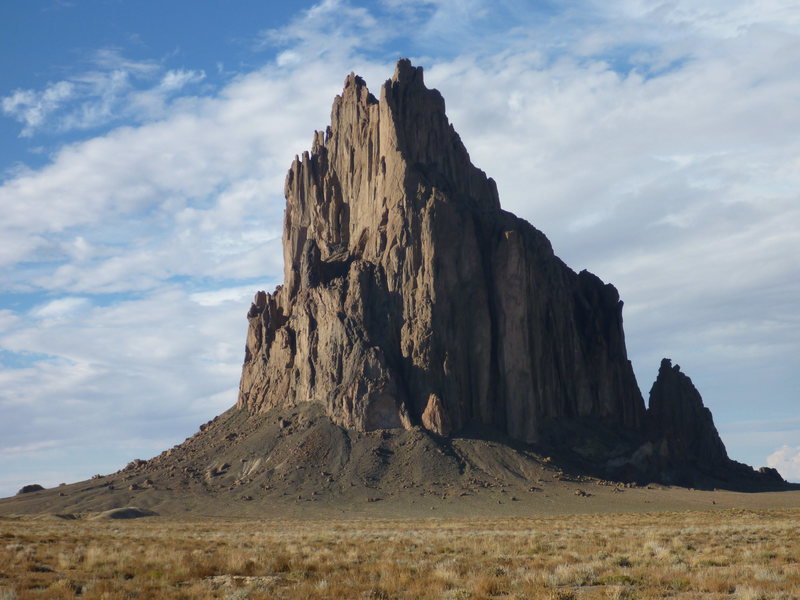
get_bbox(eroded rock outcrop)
[238,59,645,443]
[647,358,729,468]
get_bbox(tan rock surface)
[238,59,645,443]
[421,394,450,436]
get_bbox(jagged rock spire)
[648,358,729,468]
[238,59,646,442]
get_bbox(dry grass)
[0,508,798,599]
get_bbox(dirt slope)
[2,403,798,519]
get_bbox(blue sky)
[1,0,799,497]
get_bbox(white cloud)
[58,68,132,130]
[90,48,160,75]
[129,68,207,119]
[190,286,260,307]
[62,236,94,262]
[30,297,90,321]
[767,446,800,482]
[1,81,75,136]
[0,439,62,457]
[0,49,205,137]
[0,358,98,408]
[0,72,313,285]
[607,0,800,38]
[160,68,206,91]
[257,0,384,63]
[0,286,250,497]
[0,310,20,333]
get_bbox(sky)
[1,0,798,497]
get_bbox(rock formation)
[647,358,729,469]
[0,63,788,519]
[238,59,646,445]
[234,59,785,487]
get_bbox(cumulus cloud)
[767,446,800,482]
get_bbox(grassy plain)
[1,508,798,599]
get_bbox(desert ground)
[2,504,800,599]
[3,403,798,598]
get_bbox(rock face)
[238,59,645,444]
[647,359,729,469]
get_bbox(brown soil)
[2,403,798,519]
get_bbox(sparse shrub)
[1,508,799,599]
[609,585,637,600]
[472,572,509,596]
[267,552,292,573]
[753,567,784,583]
[735,585,767,600]
[549,562,597,587]
[600,574,635,585]
[614,555,632,567]
[442,589,470,600]
[668,577,691,591]
[184,553,220,578]
[363,587,390,599]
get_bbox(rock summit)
[236,59,774,485]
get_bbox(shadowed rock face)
[647,358,729,468]
[238,59,645,443]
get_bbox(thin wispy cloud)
[1,81,76,137]
[256,0,385,66]
[1,439,62,457]
[1,49,204,137]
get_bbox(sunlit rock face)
[237,59,646,443]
